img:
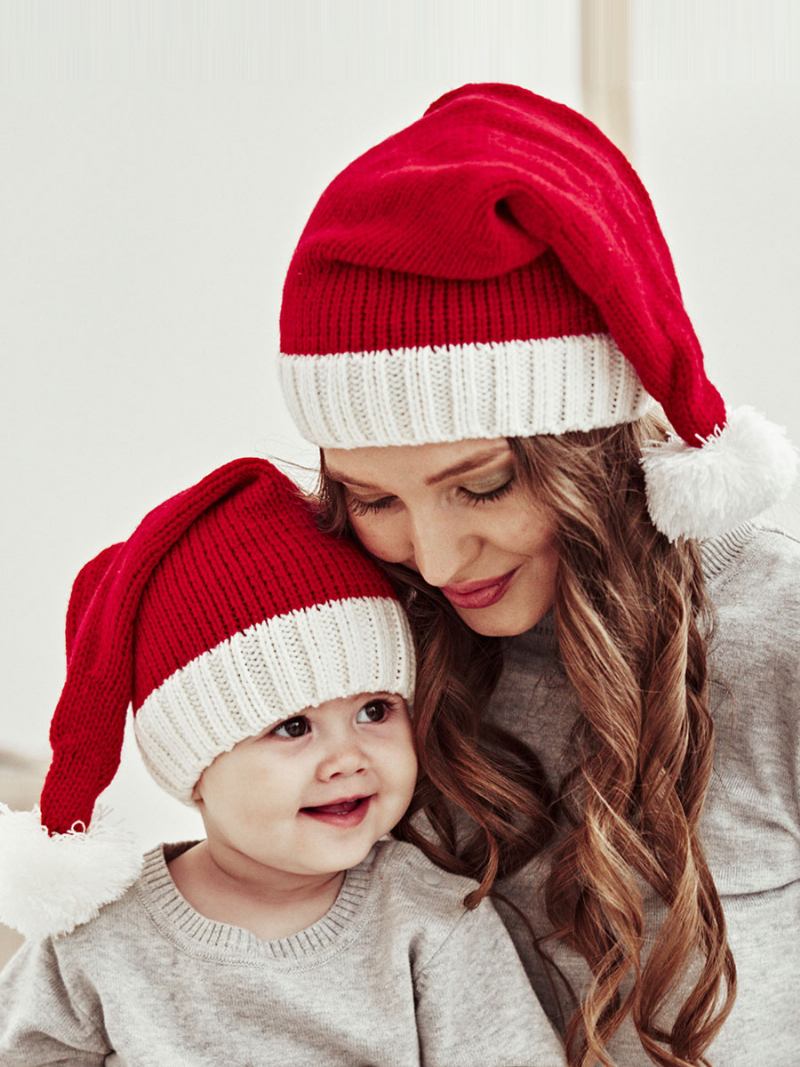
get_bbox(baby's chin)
[293,839,383,877]
[292,810,401,868]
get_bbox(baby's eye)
[356,700,390,724]
[271,716,311,739]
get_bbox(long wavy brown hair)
[315,413,736,1067]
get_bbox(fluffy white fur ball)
[642,405,798,543]
[0,804,142,940]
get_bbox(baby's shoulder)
[14,858,149,1004]
[51,846,158,960]
[365,839,513,974]
[380,836,474,885]
[369,838,487,927]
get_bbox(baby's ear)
[191,774,205,806]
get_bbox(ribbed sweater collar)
[698,521,757,582]
[135,841,375,963]
[507,522,758,659]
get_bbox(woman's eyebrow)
[325,471,380,489]
[326,446,509,490]
[425,447,509,485]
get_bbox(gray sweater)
[488,523,800,1065]
[0,836,566,1066]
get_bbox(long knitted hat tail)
[279,81,796,540]
[45,461,270,837]
[0,458,414,939]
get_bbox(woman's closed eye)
[346,475,516,516]
[347,494,396,516]
[462,476,515,507]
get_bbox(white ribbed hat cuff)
[133,597,415,803]
[279,332,655,449]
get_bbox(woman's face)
[324,438,558,637]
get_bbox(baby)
[0,457,565,1066]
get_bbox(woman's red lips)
[441,567,519,610]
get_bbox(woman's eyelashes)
[268,699,394,739]
[347,494,395,516]
[463,476,515,507]
[346,474,516,516]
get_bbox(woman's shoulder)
[699,527,800,890]
[704,524,799,815]
[706,523,799,697]
[706,522,800,630]
[704,522,799,757]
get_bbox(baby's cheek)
[391,746,419,800]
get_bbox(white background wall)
[631,2,800,488]
[1,0,797,848]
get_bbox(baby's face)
[193,692,417,879]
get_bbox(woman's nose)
[408,516,480,589]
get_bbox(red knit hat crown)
[279,82,796,541]
[0,458,414,938]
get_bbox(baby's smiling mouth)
[301,795,372,816]
[298,795,376,828]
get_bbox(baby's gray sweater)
[0,836,566,1066]
[489,523,800,1066]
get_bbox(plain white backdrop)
[1,1,798,847]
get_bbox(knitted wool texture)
[41,457,414,834]
[279,82,716,448]
[278,82,797,539]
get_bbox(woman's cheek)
[501,502,556,557]
[350,515,400,563]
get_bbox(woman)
[277,83,799,1066]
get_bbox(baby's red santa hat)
[0,458,414,939]
[279,82,796,541]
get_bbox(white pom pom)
[642,405,798,543]
[0,804,143,939]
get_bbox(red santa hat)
[0,458,414,939]
[279,82,796,541]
